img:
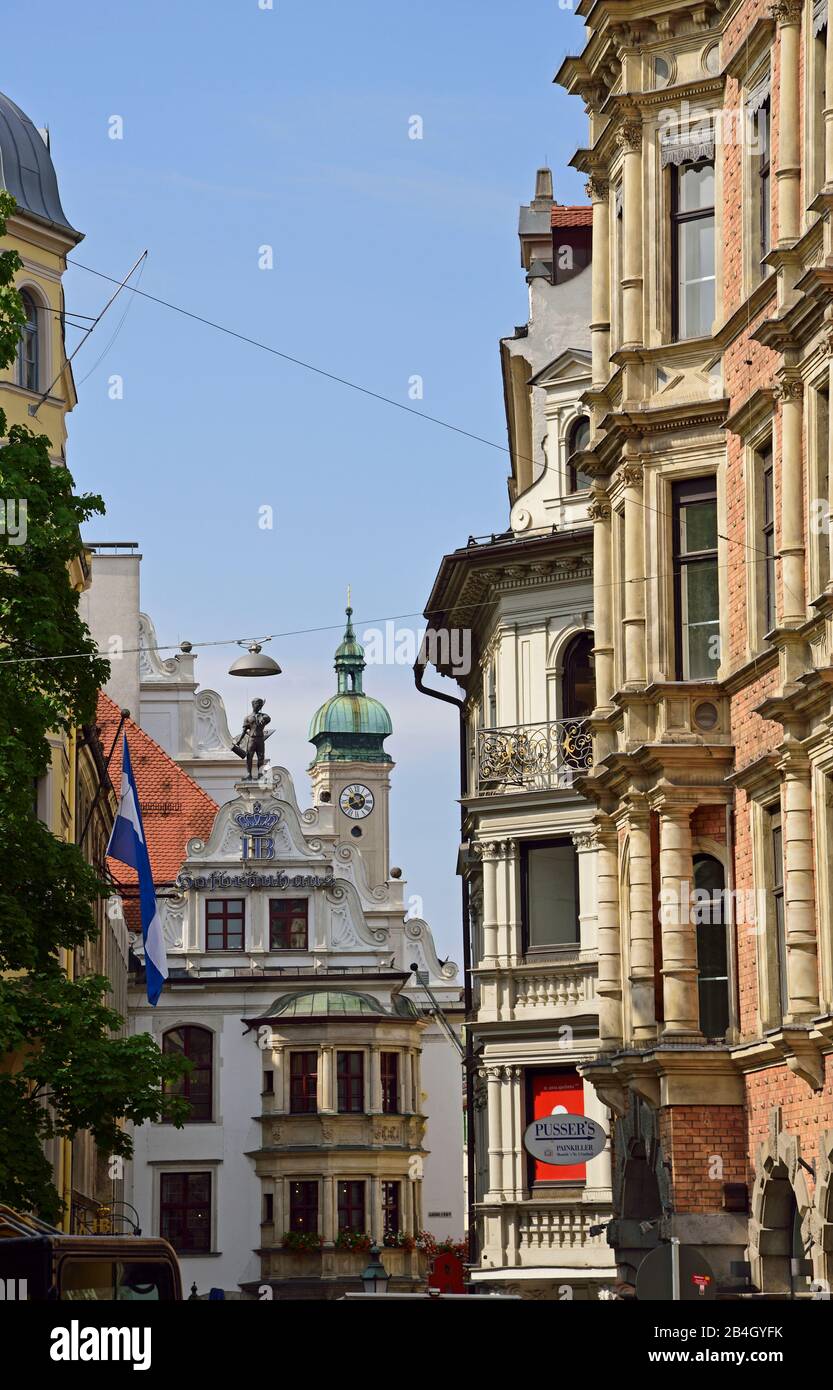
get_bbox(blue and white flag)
[106,733,168,1006]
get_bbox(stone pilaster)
[656,802,702,1039]
[772,1,803,245]
[621,458,647,686]
[618,122,644,347]
[595,816,623,1048]
[589,489,615,760]
[586,174,611,386]
[780,746,819,1017]
[623,796,657,1041]
[484,1066,504,1199]
[776,375,806,624]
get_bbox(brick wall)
[659,1105,748,1212]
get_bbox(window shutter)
[813,0,828,36]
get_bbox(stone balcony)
[478,1198,615,1274]
[476,952,598,1023]
[475,718,592,795]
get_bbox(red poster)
[531,1070,586,1183]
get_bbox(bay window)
[671,159,715,340]
[672,477,720,679]
[521,839,580,949]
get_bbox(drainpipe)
[413,656,478,1267]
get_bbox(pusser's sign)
[523,1114,607,1165]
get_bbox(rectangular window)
[263,1193,274,1224]
[289,1051,318,1114]
[813,23,828,198]
[205,898,244,951]
[381,1052,399,1114]
[813,385,830,594]
[159,1172,211,1254]
[337,1051,364,1113]
[761,444,776,635]
[289,1180,319,1234]
[521,839,580,949]
[337,1180,365,1233]
[526,1071,586,1184]
[770,808,789,1017]
[269,898,308,950]
[382,1180,400,1237]
[673,477,720,679]
[757,99,771,263]
[671,160,715,340]
[263,1070,274,1094]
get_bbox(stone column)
[322,1176,335,1245]
[369,1176,382,1243]
[621,460,647,686]
[480,842,500,966]
[589,490,615,760]
[484,1066,504,1198]
[777,375,806,624]
[595,816,623,1048]
[501,840,522,967]
[273,1178,284,1237]
[773,0,802,245]
[369,1045,382,1114]
[272,1050,285,1113]
[781,749,820,1016]
[657,803,701,1037]
[500,1067,520,1200]
[618,122,644,347]
[586,174,611,386]
[320,1046,335,1113]
[827,2,833,185]
[625,797,657,1040]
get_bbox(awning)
[660,123,715,168]
[814,0,827,38]
[746,72,770,116]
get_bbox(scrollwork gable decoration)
[195,690,237,756]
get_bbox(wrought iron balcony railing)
[475,718,592,792]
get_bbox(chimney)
[532,167,553,208]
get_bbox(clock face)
[339,783,374,819]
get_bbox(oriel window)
[382,1180,401,1236]
[521,840,580,949]
[289,1180,318,1234]
[381,1052,399,1113]
[337,1050,364,1113]
[289,1050,318,1113]
[337,1180,365,1233]
[671,159,715,340]
[672,477,720,679]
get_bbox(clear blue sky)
[8,0,587,961]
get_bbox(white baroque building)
[114,606,464,1297]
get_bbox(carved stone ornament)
[770,0,803,24]
[585,176,609,202]
[588,496,611,522]
[774,376,804,403]
[616,123,642,153]
[619,462,644,488]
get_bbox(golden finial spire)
[347,583,351,612]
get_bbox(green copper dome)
[308,605,392,765]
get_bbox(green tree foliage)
[0,191,187,1221]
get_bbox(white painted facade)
[126,766,463,1296]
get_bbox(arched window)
[693,854,730,1039]
[17,290,40,392]
[562,631,595,717]
[566,415,591,492]
[163,1025,213,1123]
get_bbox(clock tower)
[308,605,393,888]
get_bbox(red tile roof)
[97,691,219,896]
[551,204,593,228]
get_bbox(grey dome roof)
[0,92,79,237]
